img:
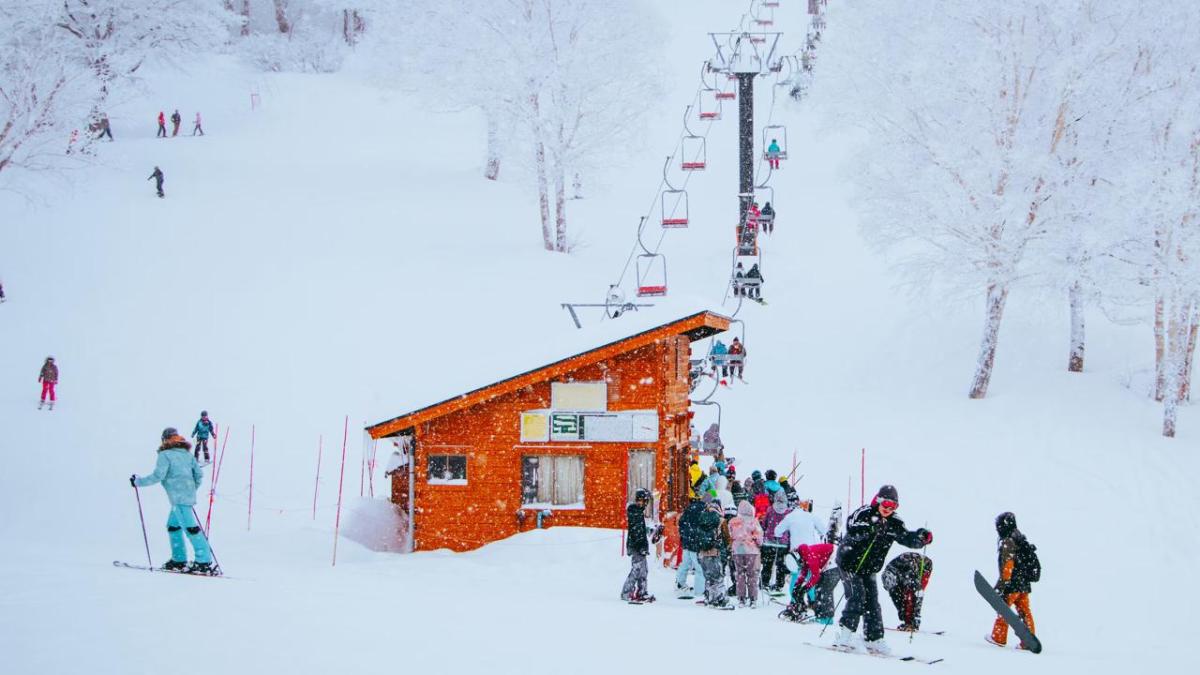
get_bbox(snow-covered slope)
[0,1,1194,673]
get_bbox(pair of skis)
[113,560,226,578]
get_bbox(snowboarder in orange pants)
[988,512,1039,647]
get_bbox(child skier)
[987,512,1038,648]
[191,411,215,464]
[148,166,164,198]
[621,489,657,602]
[833,485,932,655]
[130,428,217,574]
[37,356,58,410]
[728,500,763,606]
[156,111,167,138]
[882,552,933,631]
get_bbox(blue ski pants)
[675,550,706,597]
[166,505,212,564]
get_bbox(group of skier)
[157,109,204,138]
[621,456,1040,657]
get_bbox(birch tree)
[822,1,1082,398]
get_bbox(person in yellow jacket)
[688,459,703,499]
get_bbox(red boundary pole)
[333,415,349,566]
[205,426,231,536]
[247,424,256,531]
[312,434,323,520]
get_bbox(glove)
[915,528,932,545]
[129,474,137,487]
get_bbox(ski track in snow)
[0,2,1195,673]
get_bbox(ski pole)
[133,484,153,569]
[912,522,929,644]
[192,506,221,572]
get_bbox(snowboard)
[695,599,735,611]
[973,571,1041,653]
[113,560,225,578]
[802,641,943,665]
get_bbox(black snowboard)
[973,571,1041,653]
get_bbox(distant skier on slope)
[38,356,58,410]
[833,485,932,655]
[192,111,204,136]
[156,111,167,138]
[191,411,215,464]
[148,166,164,198]
[882,552,933,631]
[130,428,217,574]
[621,489,658,603]
[987,512,1039,648]
[170,109,182,137]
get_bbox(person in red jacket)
[156,111,167,138]
[38,356,58,410]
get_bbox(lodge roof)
[366,310,731,439]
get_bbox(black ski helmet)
[161,427,178,440]
[634,488,651,503]
[996,512,1017,538]
[200,410,208,417]
[876,484,899,503]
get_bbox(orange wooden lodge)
[366,311,732,552]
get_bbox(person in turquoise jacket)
[191,410,215,464]
[767,139,782,169]
[130,428,215,573]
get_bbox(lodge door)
[627,450,656,516]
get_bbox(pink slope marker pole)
[247,424,256,531]
[359,439,365,498]
[312,435,323,520]
[206,427,231,535]
[333,415,349,566]
[860,448,865,507]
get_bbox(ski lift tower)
[707,32,782,235]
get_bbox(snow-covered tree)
[0,8,89,179]
[821,1,1097,398]
[359,0,661,252]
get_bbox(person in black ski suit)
[882,552,933,631]
[696,497,728,607]
[621,489,659,602]
[745,264,763,300]
[833,485,931,655]
[675,496,708,598]
[148,166,164,198]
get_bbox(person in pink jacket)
[728,500,764,606]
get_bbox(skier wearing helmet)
[191,411,215,464]
[38,356,58,410]
[833,485,932,656]
[130,428,217,575]
[621,488,659,603]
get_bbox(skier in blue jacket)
[130,428,216,574]
[191,411,215,464]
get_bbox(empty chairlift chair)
[681,134,707,171]
[698,88,721,121]
[661,189,689,228]
[636,253,668,297]
[754,4,775,27]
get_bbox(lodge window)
[521,456,584,508]
[427,455,467,485]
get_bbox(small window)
[521,456,584,508]
[427,455,467,485]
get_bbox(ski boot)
[162,559,189,572]
[189,561,219,576]
[833,627,864,652]
[778,603,809,623]
[48,401,54,410]
[864,639,891,656]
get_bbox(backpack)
[753,493,770,521]
[1014,537,1041,583]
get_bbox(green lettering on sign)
[551,413,580,438]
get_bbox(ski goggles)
[878,499,899,510]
